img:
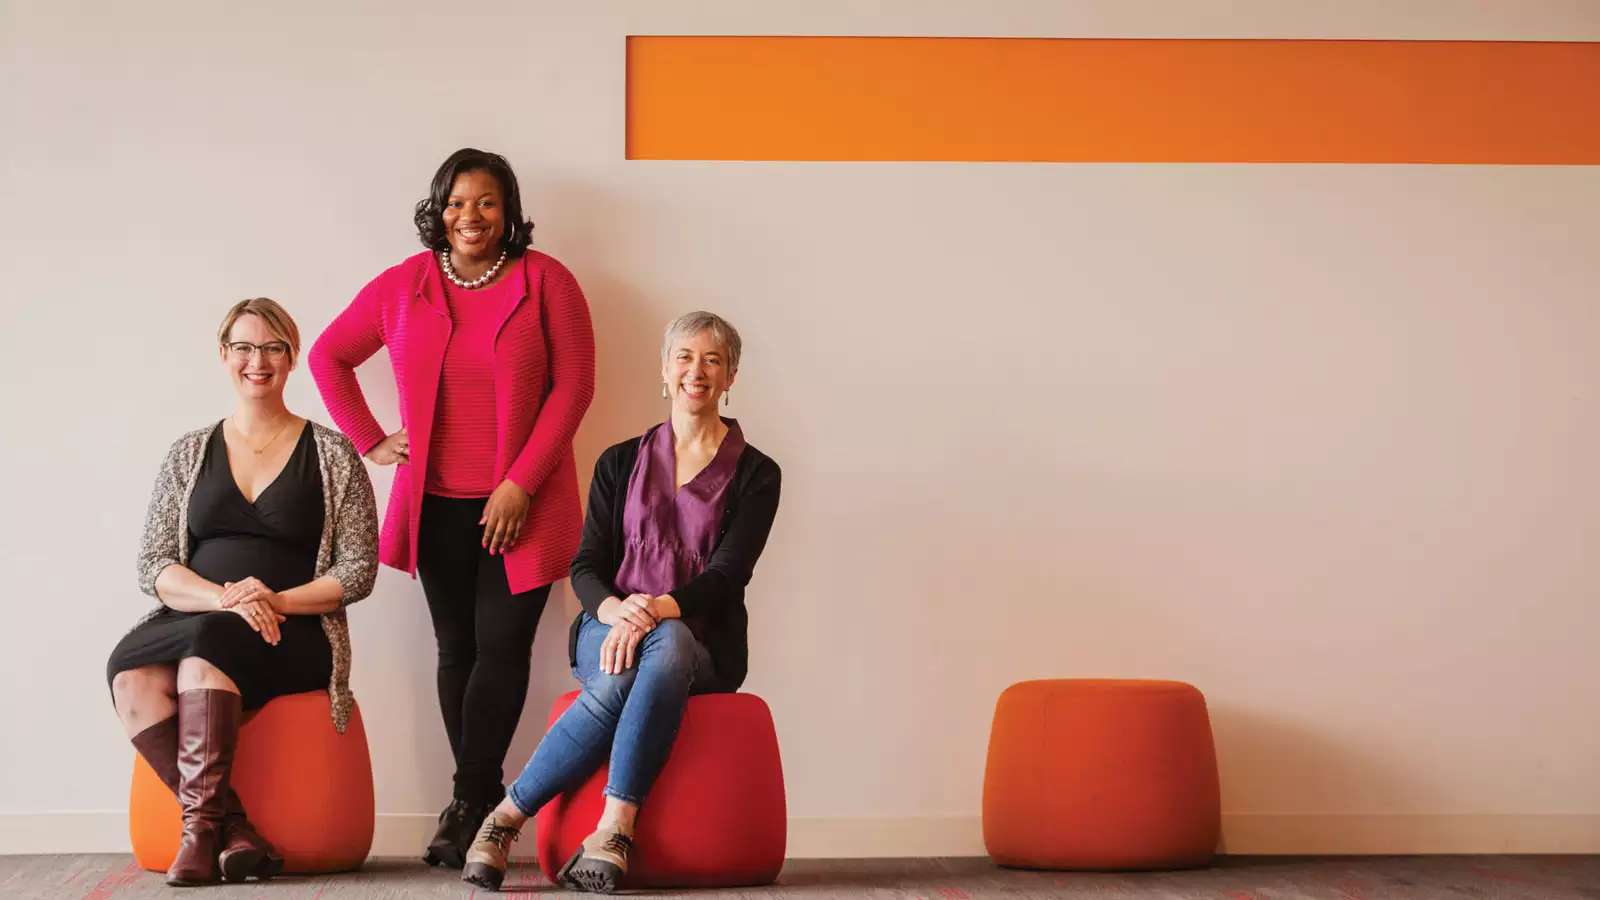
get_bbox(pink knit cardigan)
[308,250,595,593]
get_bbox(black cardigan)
[567,433,782,691]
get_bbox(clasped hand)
[219,576,287,646]
[598,593,660,675]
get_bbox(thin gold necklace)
[231,416,295,455]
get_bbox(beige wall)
[3,1,1598,856]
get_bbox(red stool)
[129,691,374,874]
[534,690,786,888]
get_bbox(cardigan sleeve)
[668,456,782,620]
[135,436,189,597]
[569,443,627,616]
[324,436,380,606]
[309,274,390,456]
[505,259,596,494]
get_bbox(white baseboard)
[4,811,1597,858]
[787,816,986,858]
[1218,813,1600,855]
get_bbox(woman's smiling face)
[441,168,506,262]
[663,328,735,412]
[220,313,292,400]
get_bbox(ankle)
[490,801,528,829]
[596,798,638,837]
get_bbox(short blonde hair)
[217,298,301,363]
[661,311,742,375]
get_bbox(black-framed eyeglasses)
[224,341,291,360]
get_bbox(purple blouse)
[613,418,747,597]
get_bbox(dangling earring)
[661,383,669,399]
[723,390,730,407]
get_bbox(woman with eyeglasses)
[107,298,379,886]
[308,148,595,866]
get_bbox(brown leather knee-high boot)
[130,716,181,793]
[132,716,283,882]
[166,689,243,886]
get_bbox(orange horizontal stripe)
[626,36,1600,164]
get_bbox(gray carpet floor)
[7,854,1597,899]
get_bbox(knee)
[434,628,475,666]
[111,665,173,709]
[639,621,698,675]
[177,655,223,681]
[177,654,242,694]
[581,670,636,716]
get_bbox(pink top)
[426,268,521,497]
[308,250,595,593]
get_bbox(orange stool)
[129,691,374,874]
[983,679,1219,870]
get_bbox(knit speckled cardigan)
[133,420,379,732]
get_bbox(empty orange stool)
[983,679,1219,870]
[129,691,374,874]
[534,690,786,888]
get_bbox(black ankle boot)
[423,799,493,868]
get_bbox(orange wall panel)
[626,36,1600,164]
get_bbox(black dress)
[107,424,333,710]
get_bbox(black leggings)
[416,494,552,806]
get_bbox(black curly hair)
[413,148,534,257]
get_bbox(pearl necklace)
[440,249,507,289]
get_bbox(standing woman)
[309,148,595,866]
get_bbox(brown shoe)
[166,689,242,887]
[218,801,284,882]
[461,811,522,891]
[557,829,633,894]
[132,714,283,882]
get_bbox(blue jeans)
[506,614,717,815]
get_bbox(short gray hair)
[661,311,742,374]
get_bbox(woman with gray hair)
[460,311,782,893]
